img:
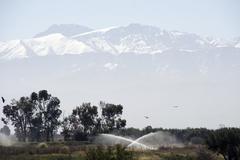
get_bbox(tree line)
[1,90,240,160]
[117,126,240,160]
[1,90,126,142]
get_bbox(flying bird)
[1,97,5,103]
[172,105,180,108]
[144,116,149,119]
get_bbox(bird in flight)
[1,97,5,103]
[172,105,180,108]
[144,116,149,119]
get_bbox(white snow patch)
[72,26,119,37]
[179,49,195,52]
[104,63,118,70]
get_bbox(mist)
[94,131,183,149]
[0,133,14,146]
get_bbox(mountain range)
[0,23,240,59]
[1,24,240,128]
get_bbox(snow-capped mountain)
[0,34,93,59]
[73,23,212,55]
[0,23,239,60]
[1,24,240,128]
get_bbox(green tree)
[29,90,62,141]
[142,125,153,134]
[206,128,240,160]
[73,103,98,134]
[29,92,43,141]
[61,116,73,141]
[61,103,98,141]
[1,90,62,142]
[2,97,35,141]
[101,102,126,133]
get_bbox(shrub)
[196,148,216,160]
[115,144,133,160]
[86,145,133,160]
[60,145,70,154]
[37,142,48,149]
[162,154,194,160]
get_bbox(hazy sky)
[0,0,240,130]
[0,0,240,41]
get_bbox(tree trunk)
[46,128,50,141]
[51,131,54,141]
[222,154,228,160]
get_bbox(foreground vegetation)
[0,143,223,160]
[1,90,240,160]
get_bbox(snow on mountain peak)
[0,24,239,60]
[73,23,214,55]
[1,33,93,59]
[0,40,28,59]
[72,26,119,37]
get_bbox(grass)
[0,143,223,160]
[1,154,84,160]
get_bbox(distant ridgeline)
[0,24,240,60]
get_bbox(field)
[0,142,223,160]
